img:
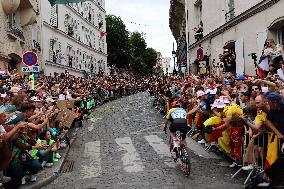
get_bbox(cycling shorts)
[169,119,188,140]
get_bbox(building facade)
[171,0,284,76]
[169,0,187,73]
[155,52,173,75]
[41,0,108,77]
[0,0,42,73]
[161,57,173,75]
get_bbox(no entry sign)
[197,47,204,61]
[22,51,38,66]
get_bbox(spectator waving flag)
[48,0,90,6]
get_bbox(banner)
[48,0,90,6]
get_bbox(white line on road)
[144,135,176,168]
[115,137,144,173]
[185,137,220,159]
[80,141,101,179]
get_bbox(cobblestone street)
[44,93,244,189]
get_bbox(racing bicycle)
[167,130,191,176]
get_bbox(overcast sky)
[106,0,175,64]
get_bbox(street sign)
[22,66,40,73]
[22,51,38,66]
[197,47,204,61]
[22,67,33,72]
[32,66,39,73]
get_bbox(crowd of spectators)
[0,70,149,189]
[150,59,284,187]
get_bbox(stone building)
[0,0,42,73]
[170,0,284,76]
[169,0,187,73]
[40,0,108,77]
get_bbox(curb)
[21,137,76,189]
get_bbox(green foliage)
[106,15,129,68]
[106,15,158,74]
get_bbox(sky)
[105,0,175,65]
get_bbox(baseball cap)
[265,92,284,105]
[235,74,246,81]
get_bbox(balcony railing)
[7,14,25,41]
[225,8,235,22]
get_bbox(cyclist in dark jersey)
[163,102,197,147]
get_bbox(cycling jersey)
[166,108,187,125]
[166,108,188,139]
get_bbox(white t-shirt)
[259,57,269,71]
[277,68,284,80]
[58,94,66,100]
[0,125,6,134]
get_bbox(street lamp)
[172,42,176,75]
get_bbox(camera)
[248,53,258,61]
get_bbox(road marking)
[115,137,144,173]
[80,141,101,179]
[185,137,220,159]
[144,135,175,168]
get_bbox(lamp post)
[172,42,176,75]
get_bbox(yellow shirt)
[255,110,267,126]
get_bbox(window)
[199,5,202,23]
[228,0,234,11]
[98,13,103,29]
[187,10,188,21]
[32,24,41,51]
[225,0,235,22]
[278,26,284,46]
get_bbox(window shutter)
[50,5,58,27]
[235,38,244,75]
[49,39,54,61]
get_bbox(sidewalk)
[20,128,79,189]
[20,147,70,189]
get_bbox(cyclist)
[163,101,197,152]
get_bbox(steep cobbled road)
[44,93,243,189]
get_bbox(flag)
[100,31,106,38]
[48,0,90,6]
[29,74,35,90]
[264,133,278,170]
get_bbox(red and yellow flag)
[265,132,278,169]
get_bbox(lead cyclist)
[163,101,198,152]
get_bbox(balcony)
[225,8,235,22]
[7,14,25,41]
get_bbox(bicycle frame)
[170,130,191,176]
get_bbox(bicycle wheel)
[181,148,191,176]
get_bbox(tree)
[106,15,158,75]
[143,48,157,74]
[106,15,129,68]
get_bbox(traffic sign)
[22,51,38,66]
[197,47,204,61]
[22,67,33,72]
[22,66,40,73]
[32,66,39,73]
